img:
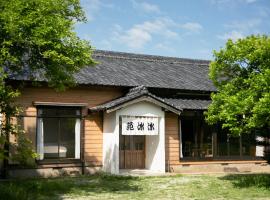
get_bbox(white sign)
[121,115,159,135]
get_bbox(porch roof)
[89,86,211,114]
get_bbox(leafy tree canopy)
[0,0,94,90]
[206,35,270,136]
[0,0,94,167]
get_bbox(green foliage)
[9,126,38,167]
[0,0,95,90]
[206,35,270,136]
[0,0,94,166]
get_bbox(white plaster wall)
[116,101,165,173]
[102,111,118,174]
[103,101,165,174]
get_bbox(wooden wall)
[15,85,123,167]
[84,113,103,166]
[165,112,181,167]
[16,86,123,110]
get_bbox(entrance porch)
[102,101,168,174]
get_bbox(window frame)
[36,105,82,163]
[179,115,264,162]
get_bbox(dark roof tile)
[164,98,211,110]
[90,85,211,112]
[10,50,216,92]
[75,50,215,91]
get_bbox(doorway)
[119,135,145,169]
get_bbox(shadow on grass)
[0,174,141,200]
[220,173,270,189]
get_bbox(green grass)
[1,173,270,200]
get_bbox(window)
[180,111,263,161]
[37,106,81,160]
[215,126,259,159]
[181,118,213,159]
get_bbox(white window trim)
[179,119,183,158]
[37,117,44,160]
[75,119,81,159]
[37,107,81,160]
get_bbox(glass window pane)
[181,118,213,159]
[41,108,58,117]
[43,118,59,159]
[58,108,80,116]
[39,106,80,160]
[60,118,76,158]
[242,133,256,157]
[182,119,194,157]
[228,136,240,156]
[39,107,81,117]
[200,122,213,158]
[216,130,228,156]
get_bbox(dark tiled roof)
[163,98,211,110]
[10,50,216,92]
[90,85,211,112]
[76,50,216,92]
[90,85,182,113]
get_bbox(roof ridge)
[127,85,149,96]
[93,50,210,66]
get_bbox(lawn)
[1,173,270,200]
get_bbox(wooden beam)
[33,102,88,107]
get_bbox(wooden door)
[119,135,145,169]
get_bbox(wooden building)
[5,50,270,177]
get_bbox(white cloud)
[111,19,204,50]
[180,22,203,33]
[82,0,116,21]
[225,18,261,31]
[113,18,179,49]
[217,17,264,42]
[119,28,152,49]
[219,18,263,41]
[131,0,160,13]
[81,0,101,21]
[218,30,245,41]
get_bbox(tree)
[205,35,270,159]
[0,0,95,176]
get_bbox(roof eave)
[89,94,182,115]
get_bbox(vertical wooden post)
[81,114,85,175]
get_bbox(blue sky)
[75,0,270,60]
